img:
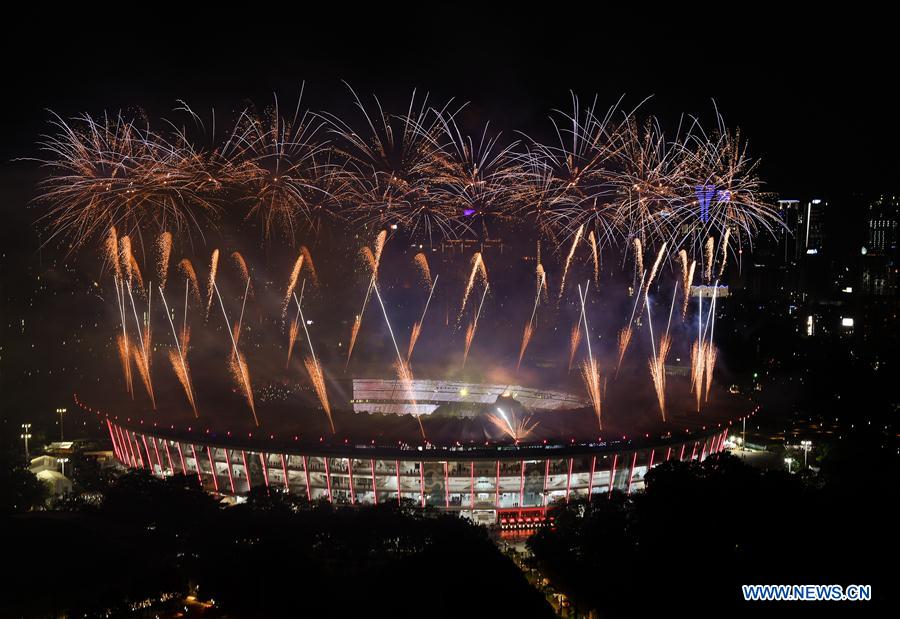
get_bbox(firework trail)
[159,284,197,417]
[488,407,539,442]
[577,286,595,368]
[588,230,599,285]
[462,283,489,367]
[125,281,154,406]
[168,349,197,417]
[300,246,318,287]
[304,356,333,430]
[228,351,257,425]
[517,264,546,370]
[568,322,582,372]
[407,322,422,363]
[232,277,251,352]
[286,317,300,368]
[120,235,144,292]
[413,252,432,287]
[292,290,334,433]
[116,333,133,395]
[643,242,667,298]
[703,286,719,401]
[393,359,426,439]
[181,279,190,347]
[632,237,644,284]
[615,327,633,379]
[679,250,696,319]
[558,224,584,301]
[373,229,387,265]
[537,262,549,300]
[645,287,676,422]
[205,249,219,318]
[132,343,156,409]
[361,246,376,273]
[690,341,705,412]
[717,227,731,278]
[120,235,133,285]
[615,271,645,377]
[129,253,145,292]
[105,227,121,279]
[704,236,715,282]
[109,253,131,395]
[347,315,363,364]
[458,252,487,322]
[178,259,201,302]
[282,251,304,316]
[347,230,388,364]
[575,283,602,430]
[517,323,534,371]
[580,358,603,430]
[372,283,425,439]
[690,290,720,411]
[704,344,718,401]
[407,274,438,362]
[232,251,252,295]
[156,231,172,290]
[213,282,258,425]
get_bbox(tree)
[0,453,49,512]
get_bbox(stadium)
[75,372,753,527]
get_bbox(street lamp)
[800,440,812,469]
[784,456,794,474]
[56,407,67,441]
[20,423,32,460]
[59,457,69,477]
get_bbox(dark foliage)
[2,470,552,618]
[528,450,895,617]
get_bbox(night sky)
[1,17,896,202]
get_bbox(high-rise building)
[799,198,827,254]
[777,199,801,262]
[861,194,898,296]
[865,195,898,255]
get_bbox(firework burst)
[325,88,463,245]
[34,111,220,251]
[488,407,539,442]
